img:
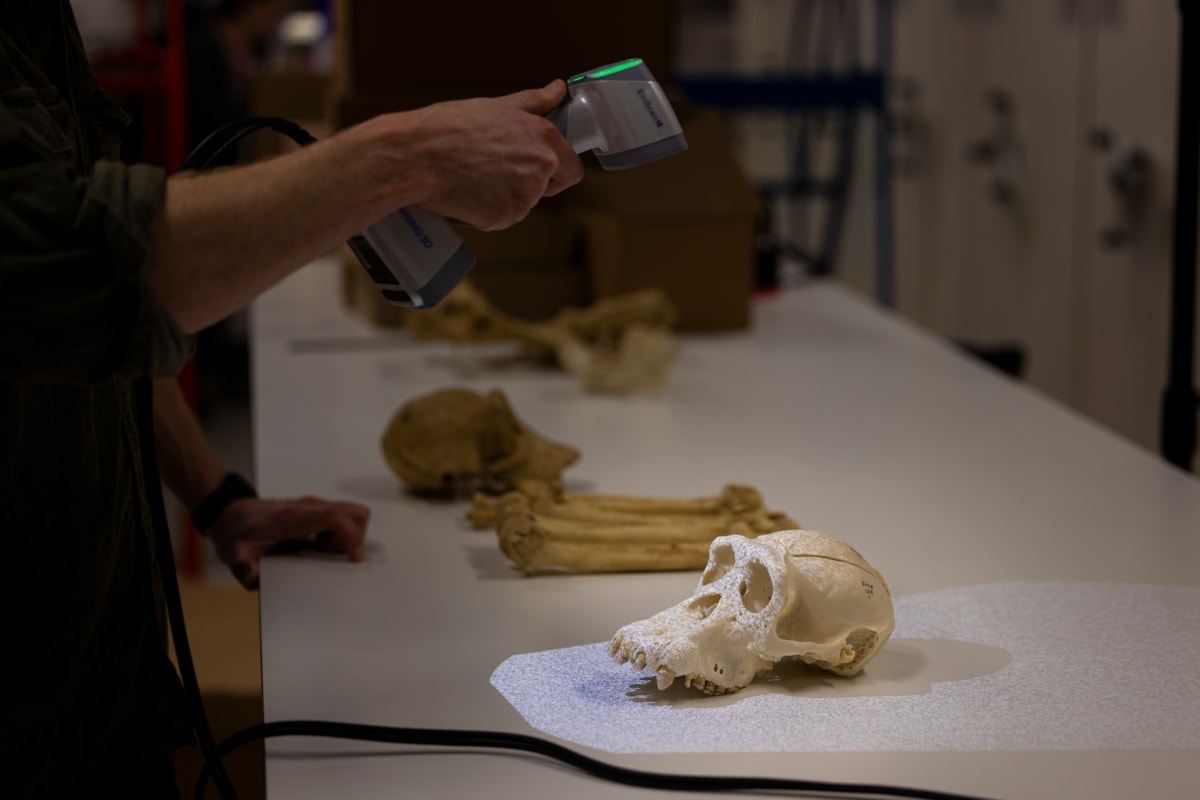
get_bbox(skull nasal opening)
[687,594,721,619]
[701,543,735,585]
[738,560,773,612]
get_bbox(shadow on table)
[621,638,1012,707]
[463,543,524,580]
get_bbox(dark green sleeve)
[0,112,194,383]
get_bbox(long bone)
[472,480,799,574]
[498,511,758,574]
[469,481,785,527]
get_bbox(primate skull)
[610,530,894,695]
[380,388,579,494]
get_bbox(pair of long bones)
[468,480,799,574]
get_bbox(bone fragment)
[405,280,681,394]
[555,324,680,394]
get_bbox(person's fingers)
[263,500,369,562]
[537,117,583,197]
[311,504,368,562]
[298,497,369,520]
[315,531,341,552]
[501,79,567,115]
[231,559,258,591]
[497,81,581,199]
[545,148,584,196]
[344,501,371,527]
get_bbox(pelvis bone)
[611,530,894,695]
[469,480,798,574]
[380,388,579,494]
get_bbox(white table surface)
[250,256,1200,799]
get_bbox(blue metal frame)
[676,0,895,307]
[675,74,884,111]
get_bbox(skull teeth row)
[609,635,730,696]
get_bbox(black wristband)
[191,472,258,535]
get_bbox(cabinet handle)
[1098,145,1153,250]
[966,88,1020,205]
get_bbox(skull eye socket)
[738,560,773,613]
[701,543,735,585]
[686,593,720,620]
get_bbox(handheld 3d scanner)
[347,58,687,309]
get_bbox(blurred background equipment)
[676,0,895,306]
[671,0,1194,466]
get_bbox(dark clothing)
[100,751,181,800]
[1,2,195,796]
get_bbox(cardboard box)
[333,0,674,94]
[470,262,588,321]
[250,69,331,121]
[569,106,760,331]
[457,199,577,267]
[460,202,589,319]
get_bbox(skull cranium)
[610,529,894,695]
[380,388,579,494]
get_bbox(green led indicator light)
[587,58,644,80]
[569,75,587,83]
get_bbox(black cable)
[147,117,316,800]
[136,377,240,800]
[194,720,997,800]
[179,115,317,172]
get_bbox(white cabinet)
[886,1,1085,404]
[956,1,1085,403]
[885,0,1191,455]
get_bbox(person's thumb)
[502,79,567,115]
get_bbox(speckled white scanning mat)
[490,582,1200,753]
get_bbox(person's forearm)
[150,116,422,334]
[149,82,581,334]
[152,377,228,511]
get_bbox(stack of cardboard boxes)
[329,0,759,331]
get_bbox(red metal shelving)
[90,1,205,577]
